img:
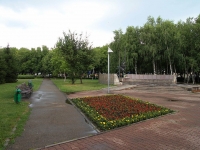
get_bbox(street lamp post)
[108,47,113,93]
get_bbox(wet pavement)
[7,79,97,150]
[39,84,200,150]
[6,80,200,150]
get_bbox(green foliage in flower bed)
[72,95,174,131]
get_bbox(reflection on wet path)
[8,79,97,150]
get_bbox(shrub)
[35,75,44,78]
[17,75,35,79]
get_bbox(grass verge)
[51,78,109,94]
[0,79,43,149]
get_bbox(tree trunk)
[71,77,75,84]
[71,72,75,84]
[192,74,195,84]
[169,60,173,75]
[174,64,176,74]
[80,74,83,84]
[166,46,173,75]
[166,62,168,74]
[63,71,66,82]
[119,52,120,77]
[135,59,137,74]
[184,70,187,83]
[187,72,190,84]
[153,59,156,75]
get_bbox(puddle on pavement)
[168,99,179,102]
[29,104,33,107]
[38,94,42,99]
[86,130,98,134]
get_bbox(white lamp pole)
[108,47,113,93]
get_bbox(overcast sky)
[0,0,200,49]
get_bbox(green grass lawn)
[0,79,43,149]
[51,78,109,94]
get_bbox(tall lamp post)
[108,47,113,93]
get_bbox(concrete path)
[38,84,200,150]
[7,79,97,150]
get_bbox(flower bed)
[72,95,174,131]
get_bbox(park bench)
[16,82,33,98]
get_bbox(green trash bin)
[14,89,21,104]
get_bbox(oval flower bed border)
[71,94,174,131]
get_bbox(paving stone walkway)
[38,84,200,150]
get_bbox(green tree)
[56,31,94,84]
[178,18,198,82]
[103,14,200,83]
[16,47,31,74]
[93,45,108,73]
[3,45,18,83]
[160,20,178,75]
[51,48,68,78]
[41,51,53,76]
[124,26,141,74]
[35,47,43,75]
[110,29,124,75]
[0,49,7,84]
[140,16,158,74]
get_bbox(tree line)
[109,15,200,83]
[0,32,101,84]
[0,45,18,83]
[0,45,50,84]
[0,15,200,84]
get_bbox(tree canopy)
[110,15,200,78]
[3,45,18,83]
[1,14,200,84]
[56,31,95,84]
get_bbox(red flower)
[80,95,161,120]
